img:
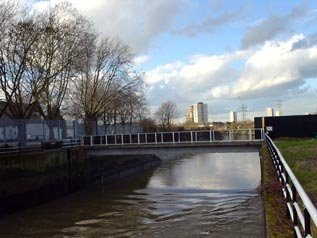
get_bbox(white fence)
[82,129,264,147]
[266,134,317,237]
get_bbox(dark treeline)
[0,1,149,142]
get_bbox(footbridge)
[83,129,264,158]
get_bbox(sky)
[28,0,317,122]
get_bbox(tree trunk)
[47,120,56,140]
[84,117,96,135]
[16,120,27,146]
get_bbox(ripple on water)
[75,219,104,225]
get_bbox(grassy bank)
[263,137,317,237]
[274,138,317,206]
[262,145,293,238]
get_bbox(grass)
[274,138,317,206]
[261,145,293,238]
[273,137,317,236]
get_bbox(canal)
[0,152,264,237]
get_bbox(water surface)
[0,152,264,237]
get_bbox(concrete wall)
[0,149,161,216]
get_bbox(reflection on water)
[0,152,264,238]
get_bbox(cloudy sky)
[30,0,317,121]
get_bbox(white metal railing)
[81,129,264,147]
[266,134,317,237]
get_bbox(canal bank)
[0,149,161,216]
[261,144,293,238]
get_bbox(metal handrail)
[265,134,317,237]
[82,128,265,147]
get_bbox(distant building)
[185,106,194,123]
[275,110,281,117]
[185,102,208,125]
[267,107,274,117]
[229,111,237,123]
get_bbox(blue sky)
[30,0,317,121]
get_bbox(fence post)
[190,131,193,143]
[121,134,123,145]
[292,184,298,226]
[58,120,61,140]
[73,120,76,139]
[90,136,93,147]
[155,132,157,144]
[304,208,311,236]
[229,130,232,142]
[138,133,140,145]
[42,120,45,140]
[249,129,252,141]
[172,132,175,144]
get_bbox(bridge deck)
[86,141,263,158]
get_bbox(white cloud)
[32,0,188,53]
[241,3,308,49]
[133,54,150,67]
[145,34,317,118]
[233,35,317,97]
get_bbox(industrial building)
[254,114,317,138]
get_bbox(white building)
[185,106,194,123]
[267,107,274,117]
[186,102,208,124]
[229,111,237,123]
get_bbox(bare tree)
[0,0,21,116]
[0,8,47,144]
[110,86,148,133]
[154,101,178,131]
[72,37,142,135]
[33,3,94,139]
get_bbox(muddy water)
[0,152,264,238]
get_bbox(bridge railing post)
[90,136,93,147]
[190,131,193,144]
[138,133,140,145]
[228,130,232,142]
[155,133,157,144]
[249,129,252,141]
[172,132,175,144]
